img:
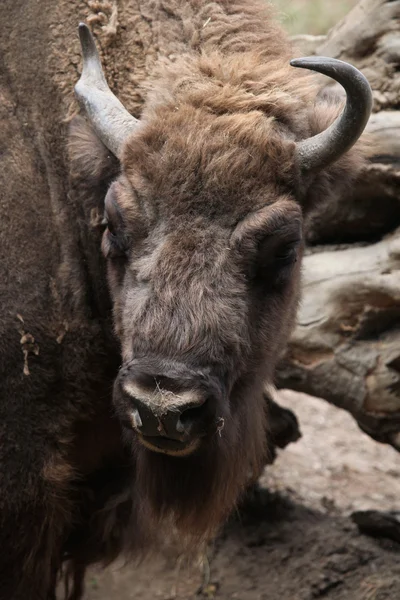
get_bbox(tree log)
[317,0,400,111]
[277,234,400,450]
[294,0,400,111]
[279,0,400,450]
[306,110,400,245]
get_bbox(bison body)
[0,1,370,598]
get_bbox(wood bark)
[278,0,400,450]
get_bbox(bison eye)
[106,217,116,237]
[249,237,301,288]
[274,244,298,266]
[101,213,128,259]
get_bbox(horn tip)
[290,57,323,69]
[77,21,99,63]
[78,22,90,40]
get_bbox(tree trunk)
[277,0,400,451]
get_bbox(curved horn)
[290,57,373,173]
[75,23,139,158]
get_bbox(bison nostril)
[180,404,207,424]
[178,399,212,433]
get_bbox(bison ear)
[68,115,120,186]
[301,91,370,215]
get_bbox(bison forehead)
[121,106,297,224]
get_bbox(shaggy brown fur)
[0,0,366,598]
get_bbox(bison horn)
[290,57,372,173]
[75,23,139,158]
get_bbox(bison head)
[71,24,371,540]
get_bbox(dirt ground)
[85,392,400,600]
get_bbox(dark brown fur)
[0,0,366,598]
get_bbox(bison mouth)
[137,433,201,457]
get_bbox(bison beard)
[132,388,267,545]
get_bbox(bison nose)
[135,397,214,439]
[129,394,213,440]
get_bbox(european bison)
[0,0,371,598]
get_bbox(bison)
[0,0,371,598]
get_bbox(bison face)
[103,156,303,458]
